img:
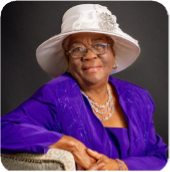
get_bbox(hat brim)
[36,29,140,78]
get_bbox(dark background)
[1,1,168,155]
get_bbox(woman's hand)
[70,138,97,169]
[86,149,129,171]
[48,135,96,169]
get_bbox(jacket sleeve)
[122,90,168,170]
[1,85,64,154]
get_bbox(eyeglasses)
[66,43,110,58]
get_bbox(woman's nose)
[82,49,97,61]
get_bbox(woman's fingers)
[72,139,98,168]
[74,152,90,169]
[77,164,85,171]
[90,157,97,164]
[86,149,106,170]
[73,148,97,169]
[86,149,102,160]
[87,162,106,171]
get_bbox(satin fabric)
[1,72,168,170]
[105,128,130,159]
[36,4,140,78]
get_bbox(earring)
[113,62,118,69]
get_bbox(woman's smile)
[83,66,102,72]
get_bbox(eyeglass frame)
[65,43,111,58]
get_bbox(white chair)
[1,148,76,170]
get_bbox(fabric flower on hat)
[100,12,119,31]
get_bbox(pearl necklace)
[81,85,114,121]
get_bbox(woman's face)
[66,32,115,87]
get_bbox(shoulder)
[37,72,77,91]
[109,75,155,114]
[109,75,145,91]
[46,72,76,88]
[32,72,78,99]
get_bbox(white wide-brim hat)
[36,4,140,78]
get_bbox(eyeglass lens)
[70,43,108,58]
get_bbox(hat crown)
[61,4,119,33]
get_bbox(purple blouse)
[1,72,168,170]
[105,128,129,159]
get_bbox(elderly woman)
[1,4,167,171]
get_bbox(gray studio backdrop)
[1,1,168,154]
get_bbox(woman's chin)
[82,74,106,85]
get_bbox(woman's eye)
[72,47,83,52]
[94,44,104,48]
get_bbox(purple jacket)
[1,72,168,170]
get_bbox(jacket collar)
[61,72,127,95]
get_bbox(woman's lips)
[83,66,102,72]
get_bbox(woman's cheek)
[102,60,113,69]
[69,61,82,76]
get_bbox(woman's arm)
[1,84,96,169]
[121,120,168,170]
[48,135,96,169]
[121,89,168,170]
[1,85,64,154]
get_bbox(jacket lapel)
[109,76,147,156]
